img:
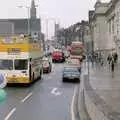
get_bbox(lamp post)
[18,6,30,35]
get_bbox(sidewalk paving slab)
[82,62,120,114]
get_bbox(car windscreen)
[43,61,49,67]
[14,59,28,70]
[0,59,13,70]
[64,68,79,73]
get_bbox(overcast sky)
[0,0,110,38]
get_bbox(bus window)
[14,59,28,70]
[0,60,13,70]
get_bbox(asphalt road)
[0,63,78,120]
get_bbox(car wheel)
[52,59,55,63]
[62,59,65,63]
[62,78,65,82]
[77,79,80,83]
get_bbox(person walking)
[107,54,112,65]
[101,57,104,66]
[113,52,118,64]
[111,56,115,77]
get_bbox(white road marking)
[51,88,62,96]
[71,86,77,120]
[21,92,33,103]
[4,108,16,120]
[46,76,52,80]
[51,88,58,95]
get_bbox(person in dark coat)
[113,52,118,63]
[107,54,112,65]
[111,57,115,72]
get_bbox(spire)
[97,0,101,3]
[31,0,35,7]
[30,0,36,19]
[94,0,102,8]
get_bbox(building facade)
[57,21,92,52]
[84,23,92,53]
[106,0,120,59]
[54,23,60,40]
[0,0,41,40]
[90,0,120,59]
[90,0,109,57]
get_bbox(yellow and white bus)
[0,35,43,86]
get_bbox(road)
[0,63,78,120]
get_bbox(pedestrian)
[101,57,104,66]
[107,54,112,65]
[111,57,115,73]
[113,52,118,64]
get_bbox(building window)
[109,21,111,33]
[112,20,114,34]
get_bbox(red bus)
[69,41,84,61]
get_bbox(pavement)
[0,63,77,120]
[83,62,120,120]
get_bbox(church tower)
[30,0,37,19]
[94,0,102,8]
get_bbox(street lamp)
[18,6,31,35]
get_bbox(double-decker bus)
[69,41,84,61]
[0,35,43,86]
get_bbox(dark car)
[42,59,52,73]
[62,67,80,82]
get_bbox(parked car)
[62,67,80,82]
[52,51,65,63]
[42,58,52,73]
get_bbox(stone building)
[83,22,92,53]
[54,23,60,40]
[89,10,95,53]
[90,0,120,60]
[89,0,109,56]
[57,21,92,52]
[106,0,120,59]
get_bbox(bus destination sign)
[8,48,21,55]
